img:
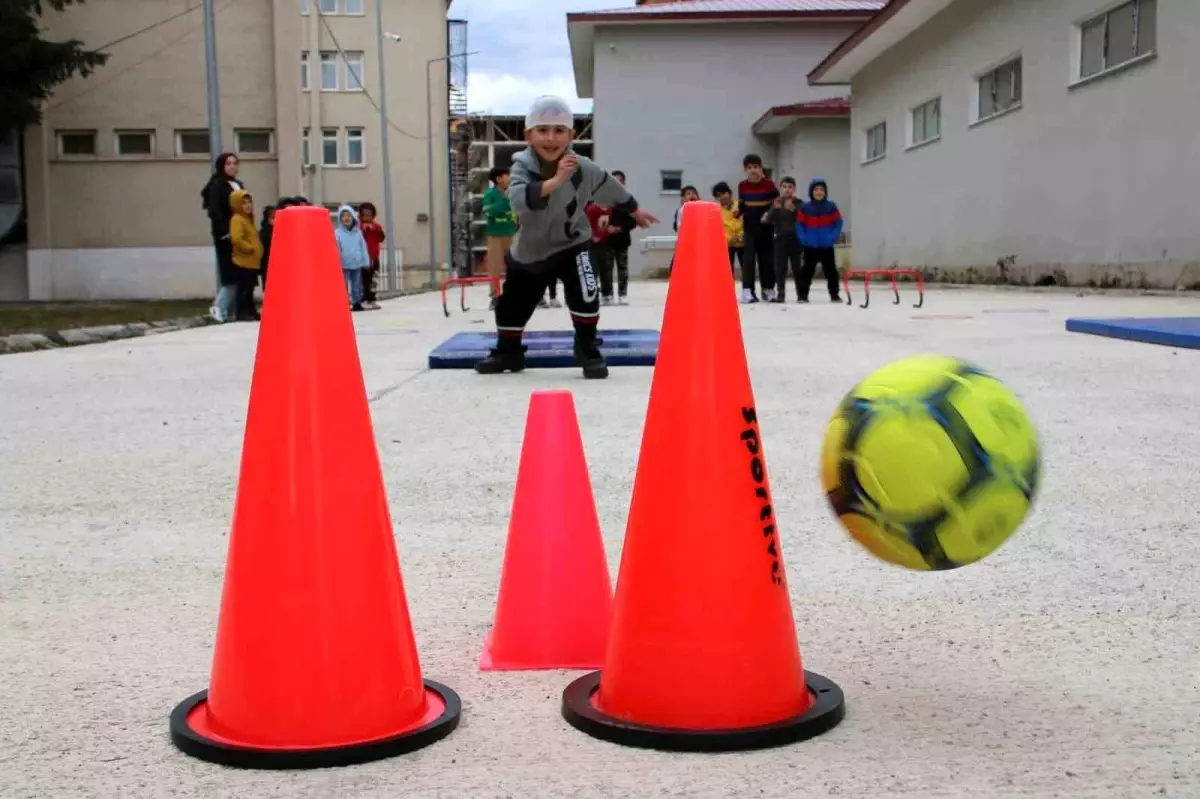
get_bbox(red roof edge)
[568,9,879,24]
[769,97,851,117]
[806,0,910,84]
[752,97,851,132]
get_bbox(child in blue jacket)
[334,203,371,311]
[795,177,844,303]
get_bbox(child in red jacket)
[358,202,386,311]
[586,201,619,305]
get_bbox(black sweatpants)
[496,243,599,348]
[741,223,775,294]
[728,246,743,278]
[799,246,841,300]
[773,235,802,300]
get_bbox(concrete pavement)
[1,282,1198,798]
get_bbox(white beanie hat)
[525,95,574,130]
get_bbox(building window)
[1079,0,1156,80]
[299,0,309,13]
[318,0,336,12]
[346,128,365,166]
[344,0,364,14]
[864,122,886,162]
[320,52,338,90]
[660,170,682,192]
[116,130,154,157]
[321,128,339,166]
[344,52,365,91]
[977,57,1022,121]
[236,129,274,155]
[57,130,96,157]
[302,128,311,166]
[910,97,941,147]
[301,52,310,91]
[175,129,210,157]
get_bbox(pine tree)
[0,0,109,131]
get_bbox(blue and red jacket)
[796,178,844,249]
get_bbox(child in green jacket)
[482,167,518,310]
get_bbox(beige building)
[10,0,455,301]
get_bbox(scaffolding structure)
[464,114,594,269]
[447,19,474,277]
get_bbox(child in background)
[607,170,636,303]
[762,176,802,303]
[585,200,616,304]
[258,205,275,293]
[737,154,779,303]
[713,181,743,278]
[795,177,845,303]
[482,167,518,311]
[358,202,385,311]
[668,185,701,277]
[334,204,371,312]
[474,95,657,379]
[229,189,263,322]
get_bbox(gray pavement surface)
[1,283,1198,798]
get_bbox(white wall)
[777,118,853,234]
[27,248,217,301]
[848,0,1200,288]
[592,20,866,274]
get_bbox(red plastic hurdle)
[442,275,501,317]
[842,268,925,309]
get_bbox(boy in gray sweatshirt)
[475,95,658,379]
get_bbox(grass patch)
[0,299,211,337]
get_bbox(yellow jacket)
[720,201,744,248]
[229,189,263,270]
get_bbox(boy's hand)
[784,198,795,211]
[556,154,579,183]
[598,214,610,229]
[631,209,658,228]
[772,197,783,207]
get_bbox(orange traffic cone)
[169,206,460,769]
[561,201,844,752]
[480,389,613,670]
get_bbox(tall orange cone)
[169,206,460,769]
[561,201,844,752]
[480,389,613,670]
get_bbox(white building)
[568,0,884,276]
[808,0,1200,289]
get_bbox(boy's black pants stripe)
[495,243,599,347]
[741,224,775,292]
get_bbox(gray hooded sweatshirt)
[506,147,638,267]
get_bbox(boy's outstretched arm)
[580,158,659,227]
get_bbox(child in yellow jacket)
[713,181,744,278]
[229,188,263,321]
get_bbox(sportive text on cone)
[168,206,460,770]
[560,201,845,752]
[481,389,613,670]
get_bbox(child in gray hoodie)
[474,95,658,379]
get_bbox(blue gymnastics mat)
[1065,317,1200,350]
[428,328,660,369]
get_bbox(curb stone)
[0,315,214,355]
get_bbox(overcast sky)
[448,0,623,115]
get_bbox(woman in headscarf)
[201,153,244,322]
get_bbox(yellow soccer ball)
[820,354,1040,571]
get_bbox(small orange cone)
[169,206,460,769]
[561,202,844,752]
[480,389,613,670]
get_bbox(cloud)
[449,0,618,114]
[468,72,593,115]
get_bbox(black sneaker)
[474,343,527,374]
[574,339,609,380]
[830,295,842,303]
[352,303,364,312]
